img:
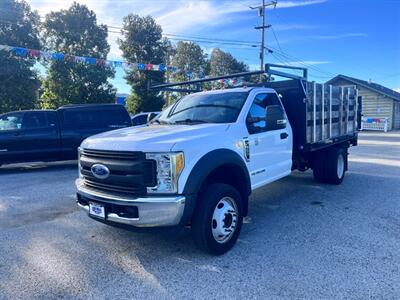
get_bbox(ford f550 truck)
[76,65,360,254]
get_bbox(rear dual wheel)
[191,183,243,255]
[313,147,347,185]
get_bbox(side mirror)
[146,113,152,124]
[147,112,158,123]
[246,116,265,124]
[265,105,286,131]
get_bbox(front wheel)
[191,183,243,255]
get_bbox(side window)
[246,93,285,134]
[46,112,58,126]
[0,112,24,131]
[148,112,159,122]
[62,108,129,128]
[98,108,129,125]
[22,112,48,129]
[62,110,96,128]
[132,115,148,126]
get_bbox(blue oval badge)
[91,164,110,179]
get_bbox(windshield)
[155,92,248,125]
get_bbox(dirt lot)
[0,131,399,299]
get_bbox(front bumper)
[75,179,186,227]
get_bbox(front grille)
[79,148,156,196]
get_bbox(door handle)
[280,132,289,139]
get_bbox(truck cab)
[76,66,359,254]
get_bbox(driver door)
[245,92,292,189]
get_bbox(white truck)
[76,65,360,254]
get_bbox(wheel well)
[200,164,250,216]
[310,144,349,170]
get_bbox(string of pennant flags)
[0,44,244,86]
[0,44,179,73]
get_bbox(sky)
[27,0,400,94]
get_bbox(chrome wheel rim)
[337,154,344,178]
[211,197,238,244]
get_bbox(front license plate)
[89,202,105,219]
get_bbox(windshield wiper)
[150,119,171,125]
[173,119,207,125]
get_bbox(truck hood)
[81,123,230,152]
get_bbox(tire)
[313,150,327,183]
[191,183,243,255]
[324,147,347,185]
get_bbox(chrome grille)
[79,148,156,196]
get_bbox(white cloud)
[273,60,332,68]
[274,0,327,9]
[156,1,247,33]
[394,88,400,93]
[273,24,317,31]
[311,33,368,40]
[28,0,328,60]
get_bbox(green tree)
[119,14,166,114]
[0,0,40,114]
[209,48,248,76]
[40,2,115,108]
[209,48,249,89]
[171,41,207,82]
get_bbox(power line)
[108,30,260,50]
[269,8,382,78]
[270,49,335,77]
[0,16,334,76]
[109,27,260,46]
[1,8,337,78]
[270,26,283,54]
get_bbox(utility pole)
[250,0,277,71]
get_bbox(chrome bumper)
[75,179,185,227]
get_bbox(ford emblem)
[91,164,110,179]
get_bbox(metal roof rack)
[149,64,308,92]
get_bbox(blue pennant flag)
[52,52,64,61]
[13,47,28,57]
[85,57,97,65]
[158,64,166,71]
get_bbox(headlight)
[146,152,184,194]
[78,147,83,178]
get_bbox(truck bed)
[266,79,360,169]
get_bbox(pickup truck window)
[132,114,148,126]
[0,112,24,131]
[246,93,285,134]
[158,92,248,124]
[62,108,128,128]
[22,112,48,129]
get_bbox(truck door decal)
[243,138,250,162]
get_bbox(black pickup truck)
[0,104,131,166]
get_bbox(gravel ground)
[0,131,399,299]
